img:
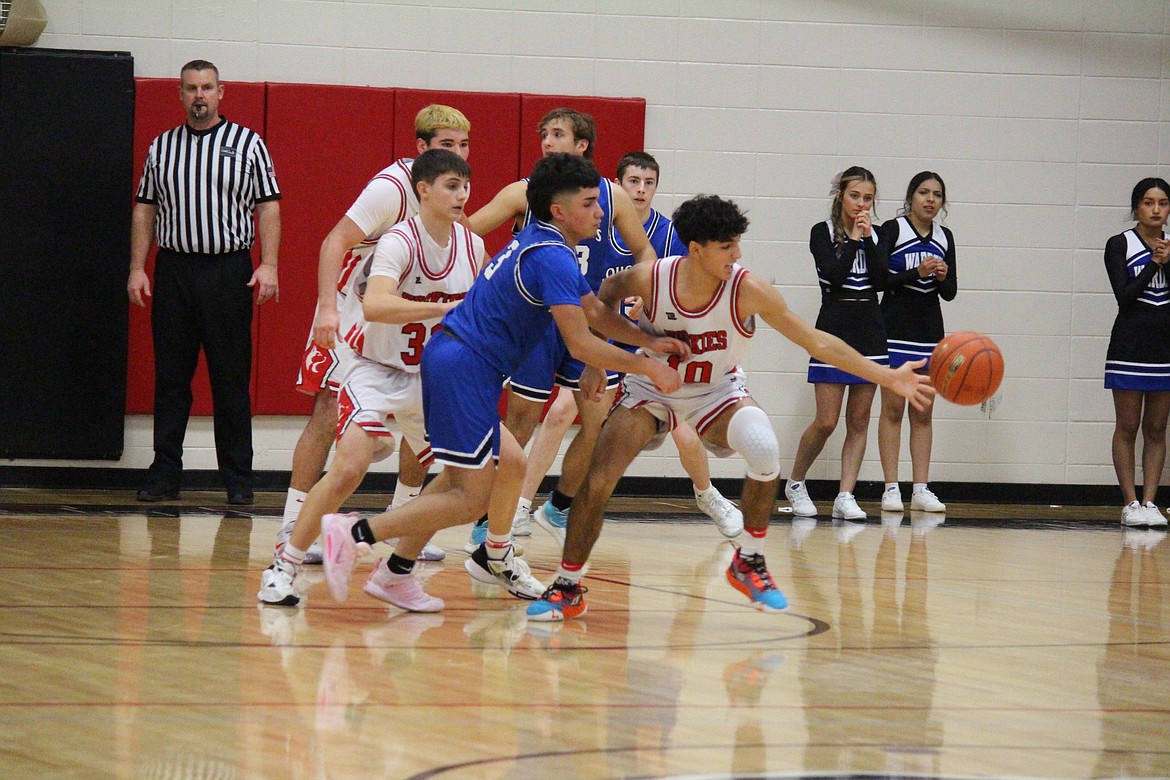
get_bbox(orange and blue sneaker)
[525,578,588,622]
[726,550,788,612]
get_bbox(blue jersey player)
[521,151,746,542]
[466,109,658,549]
[319,154,689,607]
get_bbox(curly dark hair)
[526,153,601,222]
[671,194,749,246]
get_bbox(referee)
[128,59,281,505]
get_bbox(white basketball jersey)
[335,158,420,295]
[638,256,755,396]
[343,215,482,372]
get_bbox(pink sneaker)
[321,512,371,603]
[363,560,444,612]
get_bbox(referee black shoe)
[137,481,180,502]
[227,489,254,506]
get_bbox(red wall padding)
[519,94,647,182]
[126,79,267,414]
[128,80,645,416]
[256,83,397,414]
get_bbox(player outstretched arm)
[609,185,657,265]
[468,180,529,236]
[363,275,458,325]
[738,274,935,411]
[598,259,653,308]
[550,303,685,395]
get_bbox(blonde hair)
[414,104,471,143]
[829,165,877,245]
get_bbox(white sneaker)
[881,488,904,512]
[303,539,324,565]
[1142,502,1169,527]
[512,504,534,536]
[534,501,569,547]
[910,487,946,512]
[362,560,444,612]
[1122,500,1146,527]
[464,543,545,600]
[695,486,744,538]
[832,492,866,521]
[785,481,817,517]
[258,558,299,606]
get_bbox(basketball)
[929,331,1004,405]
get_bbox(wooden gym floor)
[1,488,1167,779]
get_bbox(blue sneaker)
[726,550,788,612]
[463,518,487,554]
[534,500,568,547]
[526,579,588,622]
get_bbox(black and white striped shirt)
[135,118,281,255]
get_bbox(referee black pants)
[147,248,254,492]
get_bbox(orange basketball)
[929,331,1004,405]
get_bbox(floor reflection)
[788,512,942,774]
[1095,528,1169,777]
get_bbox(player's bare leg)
[839,384,877,495]
[702,399,787,612]
[528,406,656,622]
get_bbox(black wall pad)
[0,48,134,458]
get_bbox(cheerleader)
[1104,177,1170,527]
[785,166,893,520]
[876,172,956,513]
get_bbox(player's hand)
[648,336,692,361]
[646,359,682,394]
[1154,239,1170,264]
[313,308,339,349]
[249,263,279,304]
[624,296,644,321]
[578,365,606,402]
[889,360,935,412]
[855,211,872,238]
[127,269,151,307]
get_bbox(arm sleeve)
[1105,233,1158,310]
[938,225,958,301]
[523,244,591,307]
[134,139,158,204]
[345,176,409,238]
[810,221,860,287]
[250,137,281,202]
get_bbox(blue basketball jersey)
[576,178,617,292]
[441,220,591,377]
[609,208,686,270]
[512,176,616,294]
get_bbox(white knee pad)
[726,406,780,481]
